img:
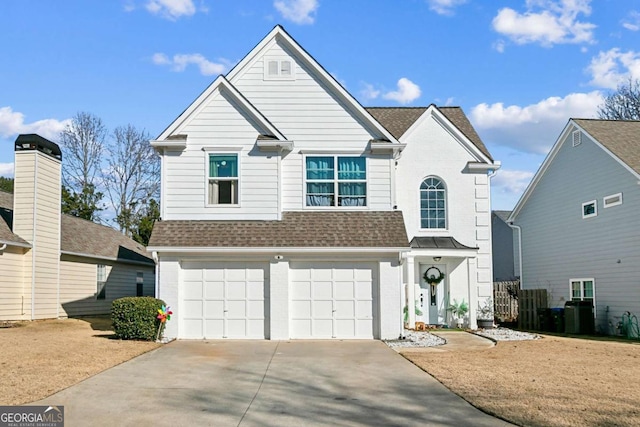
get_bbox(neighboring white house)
[147,25,499,340]
[0,134,155,321]
[509,119,640,334]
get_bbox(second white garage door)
[290,262,376,339]
[181,262,267,339]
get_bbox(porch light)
[433,257,441,262]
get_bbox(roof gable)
[156,75,287,141]
[224,25,400,144]
[367,106,494,163]
[509,119,640,221]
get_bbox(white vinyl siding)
[0,247,28,320]
[162,87,279,220]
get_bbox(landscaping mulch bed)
[0,317,160,405]
[404,335,640,426]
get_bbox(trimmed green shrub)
[111,296,165,341]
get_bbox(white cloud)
[425,0,467,16]
[492,0,596,47]
[492,169,535,195]
[587,48,640,89]
[152,52,227,76]
[0,107,70,141]
[0,163,14,177]
[622,10,640,31]
[493,39,506,53]
[382,78,421,104]
[273,0,318,25]
[470,91,603,154]
[360,83,381,101]
[145,0,197,20]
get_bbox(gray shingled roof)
[0,190,152,263]
[493,210,512,223]
[0,191,31,246]
[574,119,640,174]
[409,236,477,250]
[149,211,409,248]
[366,106,493,161]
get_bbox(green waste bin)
[564,301,594,334]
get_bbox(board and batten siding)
[515,129,640,333]
[230,39,393,211]
[13,151,61,319]
[396,111,494,298]
[59,255,155,317]
[163,87,279,220]
[0,247,29,320]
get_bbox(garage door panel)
[204,281,224,299]
[291,282,311,299]
[183,282,203,299]
[183,319,203,338]
[335,282,355,299]
[312,281,332,299]
[181,262,266,339]
[204,300,224,318]
[290,262,376,339]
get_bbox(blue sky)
[2,0,640,210]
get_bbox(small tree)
[598,78,640,120]
[61,185,103,221]
[0,177,14,193]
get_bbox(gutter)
[146,246,411,254]
[0,240,32,249]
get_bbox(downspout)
[508,223,523,283]
[152,251,159,298]
[0,243,6,252]
[277,148,282,221]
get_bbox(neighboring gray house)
[509,119,640,334]
[491,210,516,282]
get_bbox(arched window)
[420,177,446,229]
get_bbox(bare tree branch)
[59,112,106,189]
[103,124,159,235]
[598,78,640,120]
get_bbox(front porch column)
[406,255,416,328]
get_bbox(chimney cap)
[15,134,62,161]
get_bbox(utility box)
[564,301,594,334]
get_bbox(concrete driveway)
[38,340,511,426]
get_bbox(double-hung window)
[96,264,106,300]
[305,156,366,207]
[208,154,238,205]
[570,279,594,302]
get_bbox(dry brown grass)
[0,317,160,405]
[403,335,640,427]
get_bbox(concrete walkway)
[37,340,511,427]
[399,331,496,353]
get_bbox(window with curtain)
[420,177,446,229]
[208,154,238,205]
[571,279,594,302]
[96,264,106,300]
[306,156,366,207]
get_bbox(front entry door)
[419,264,446,325]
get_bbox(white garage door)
[290,262,376,339]
[181,262,267,339]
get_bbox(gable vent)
[572,130,582,147]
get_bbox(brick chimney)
[13,134,62,319]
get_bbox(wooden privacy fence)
[494,281,519,322]
[518,289,548,330]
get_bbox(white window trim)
[205,151,241,208]
[96,264,107,300]
[581,200,597,219]
[263,57,295,81]
[419,176,448,231]
[603,192,623,208]
[569,278,596,316]
[303,154,369,209]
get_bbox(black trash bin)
[550,308,565,333]
[537,308,552,332]
[564,301,594,334]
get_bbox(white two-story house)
[147,26,499,340]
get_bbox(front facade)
[510,119,640,334]
[0,135,155,321]
[148,26,498,339]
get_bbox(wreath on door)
[423,267,445,296]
